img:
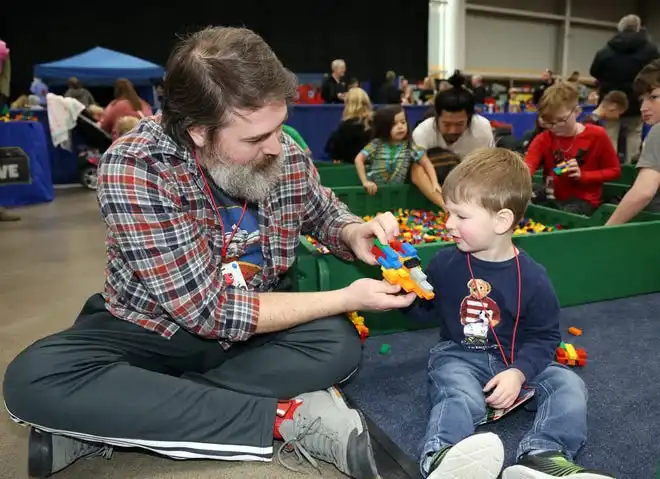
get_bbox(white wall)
[462,0,643,77]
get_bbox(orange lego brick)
[568,327,582,336]
[576,348,587,367]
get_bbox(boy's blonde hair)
[538,81,579,119]
[443,148,531,225]
[116,116,140,137]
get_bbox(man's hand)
[341,212,400,265]
[483,368,526,410]
[566,158,581,180]
[343,278,417,312]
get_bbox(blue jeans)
[421,341,588,473]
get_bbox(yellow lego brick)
[564,343,578,361]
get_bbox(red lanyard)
[466,248,522,368]
[193,151,248,260]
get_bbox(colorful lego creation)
[348,311,369,343]
[553,160,569,176]
[371,238,435,300]
[568,326,583,336]
[555,341,587,367]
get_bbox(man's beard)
[203,147,284,203]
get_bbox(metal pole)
[561,0,572,75]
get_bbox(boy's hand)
[566,159,581,179]
[483,368,526,410]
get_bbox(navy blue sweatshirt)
[407,246,561,382]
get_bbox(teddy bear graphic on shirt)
[459,278,501,349]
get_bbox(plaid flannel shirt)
[97,117,363,348]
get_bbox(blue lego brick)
[400,242,418,258]
[377,246,402,269]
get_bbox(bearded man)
[3,27,416,479]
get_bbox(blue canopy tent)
[34,47,164,86]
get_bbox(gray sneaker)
[277,386,379,478]
[28,428,113,477]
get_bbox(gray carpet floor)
[345,294,660,479]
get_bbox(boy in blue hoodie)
[408,148,613,479]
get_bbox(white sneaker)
[427,432,504,479]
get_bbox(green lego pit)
[315,162,638,197]
[294,184,660,335]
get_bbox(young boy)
[582,90,629,126]
[525,81,621,215]
[407,148,613,479]
[607,59,660,224]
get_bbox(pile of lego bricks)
[305,209,563,254]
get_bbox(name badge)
[221,261,248,289]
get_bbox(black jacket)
[590,31,660,116]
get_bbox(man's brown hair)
[634,59,660,95]
[538,81,579,120]
[162,27,298,150]
[602,90,629,111]
[443,148,531,225]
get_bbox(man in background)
[321,59,347,103]
[590,14,660,163]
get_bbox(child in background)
[525,81,620,215]
[115,116,140,139]
[407,148,613,479]
[282,124,312,157]
[354,105,439,195]
[87,104,104,122]
[608,59,660,223]
[582,90,629,127]
[325,87,373,164]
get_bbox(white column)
[428,0,466,78]
[560,0,572,75]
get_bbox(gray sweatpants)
[3,294,362,461]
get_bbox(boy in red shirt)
[525,82,621,215]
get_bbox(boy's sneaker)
[277,386,379,479]
[28,428,113,477]
[502,451,616,478]
[426,432,504,479]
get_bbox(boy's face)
[599,101,624,120]
[640,87,660,125]
[444,200,511,253]
[539,106,579,136]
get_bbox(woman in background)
[324,87,373,163]
[99,78,152,139]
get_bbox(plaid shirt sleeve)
[299,152,363,261]
[97,148,259,341]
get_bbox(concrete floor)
[0,189,344,478]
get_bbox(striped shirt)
[361,139,424,184]
[97,119,362,348]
